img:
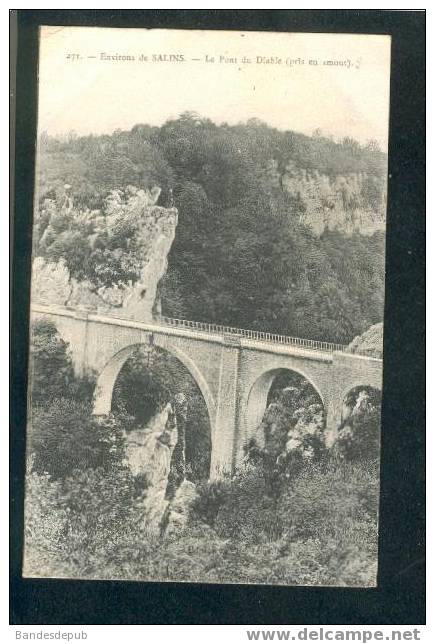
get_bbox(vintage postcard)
[24,26,390,586]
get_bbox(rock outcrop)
[164,480,198,536]
[32,187,178,323]
[123,403,178,533]
[123,401,198,535]
[31,185,198,534]
[332,387,381,460]
[347,323,383,359]
[31,257,72,305]
[285,401,325,459]
[265,160,387,235]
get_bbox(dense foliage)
[35,114,386,344]
[333,387,382,462]
[29,319,76,406]
[25,452,379,586]
[28,320,125,479]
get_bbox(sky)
[38,27,391,149]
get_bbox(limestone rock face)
[347,323,383,359]
[32,188,178,323]
[266,162,386,236]
[119,205,177,321]
[164,480,198,536]
[67,279,126,310]
[123,402,197,535]
[252,385,326,465]
[123,403,178,534]
[31,257,72,305]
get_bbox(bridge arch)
[243,366,325,449]
[92,341,216,436]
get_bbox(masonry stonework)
[30,305,383,479]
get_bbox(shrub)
[334,388,382,462]
[190,479,231,526]
[184,456,378,586]
[23,468,70,577]
[24,450,379,586]
[24,460,148,579]
[29,319,76,405]
[28,398,126,479]
[29,319,96,405]
[335,407,381,462]
[214,464,283,543]
[277,457,379,542]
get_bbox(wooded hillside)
[35,114,387,343]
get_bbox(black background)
[10,9,425,625]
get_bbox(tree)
[334,387,382,462]
[30,319,76,405]
[28,398,126,479]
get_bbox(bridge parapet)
[31,302,385,372]
[159,316,346,353]
[32,303,347,355]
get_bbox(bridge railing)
[159,316,346,353]
[31,302,347,353]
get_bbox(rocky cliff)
[123,403,178,533]
[265,160,387,235]
[248,375,326,472]
[32,186,178,323]
[347,323,383,359]
[123,401,197,535]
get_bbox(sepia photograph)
[22,25,391,588]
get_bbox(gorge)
[24,114,385,582]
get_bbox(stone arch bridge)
[30,304,383,479]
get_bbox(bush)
[24,450,379,586]
[30,319,96,405]
[24,460,149,579]
[192,463,282,544]
[191,479,230,526]
[334,387,382,461]
[214,464,283,543]
[28,398,127,479]
[335,407,381,462]
[277,457,379,541]
[186,456,379,586]
[29,319,76,405]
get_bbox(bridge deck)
[31,303,351,356]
